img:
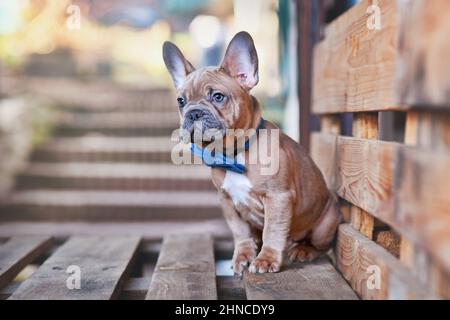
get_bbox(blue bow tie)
[190,118,265,174]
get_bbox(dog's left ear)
[163,41,195,90]
[220,31,259,91]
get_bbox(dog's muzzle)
[181,107,225,143]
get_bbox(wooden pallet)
[311,0,450,299]
[0,234,358,300]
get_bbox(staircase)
[0,82,229,239]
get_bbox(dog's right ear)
[162,41,195,90]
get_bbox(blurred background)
[0,0,358,236]
[0,0,284,114]
[8,0,283,87]
[0,0,310,239]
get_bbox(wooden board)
[396,147,450,273]
[311,132,450,276]
[0,236,53,289]
[243,256,358,300]
[312,133,397,225]
[9,236,141,300]
[313,0,401,114]
[350,112,378,239]
[146,233,217,300]
[336,224,435,299]
[396,0,450,109]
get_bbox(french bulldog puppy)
[163,31,340,274]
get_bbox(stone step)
[55,111,179,137]
[0,190,221,221]
[15,163,214,191]
[26,77,176,112]
[30,137,186,163]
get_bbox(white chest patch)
[221,171,253,206]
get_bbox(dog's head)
[162,31,259,143]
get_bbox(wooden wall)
[311,0,450,299]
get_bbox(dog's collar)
[190,118,265,174]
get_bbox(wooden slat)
[350,112,378,239]
[312,133,396,223]
[0,236,53,289]
[320,115,341,135]
[5,278,153,300]
[243,257,358,300]
[400,111,428,279]
[311,132,450,276]
[146,234,217,300]
[336,224,435,299]
[396,0,450,109]
[9,236,140,300]
[396,147,450,274]
[313,0,401,114]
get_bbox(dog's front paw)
[249,247,282,273]
[232,240,257,275]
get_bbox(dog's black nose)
[186,109,203,121]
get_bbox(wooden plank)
[352,112,378,140]
[396,147,450,275]
[396,0,450,109]
[400,111,431,275]
[351,112,378,239]
[311,132,450,277]
[313,0,401,114]
[0,236,53,289]
[336,224,435,299]
[297,0,323,150]
[374,229,400,258]
[320,115,341,135]
[411,112,450,151]
[312,133,397,225]
[146,234,217,300]
[243,256,358,300]
[9,236,141,300]
[400,111,419,267]
[404,111,419,146]
[350,205,374,240]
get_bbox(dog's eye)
[177,97,186,108]
[212,92,225,103]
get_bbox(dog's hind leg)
[310,192,341,250]
[289,193,341,262]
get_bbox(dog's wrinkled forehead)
[179,67,243,100]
